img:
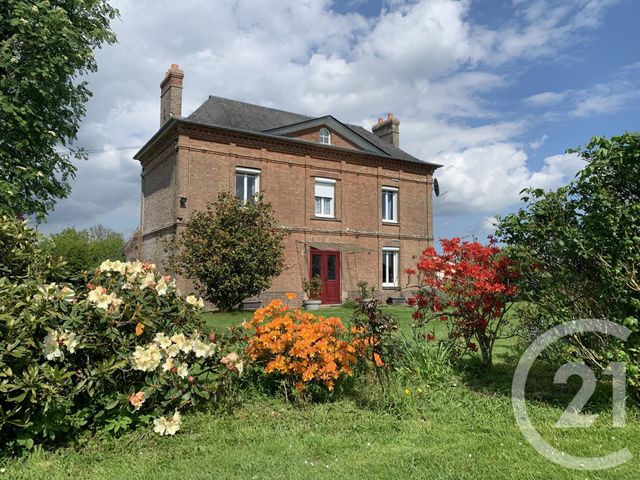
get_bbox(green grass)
[4,306,640,479]
[202,305,442,337]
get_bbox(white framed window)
[235,167,260,203]
[382,186,398,223]
[314,177,335,218]
[319,128,331,145]
[382,247,399,287]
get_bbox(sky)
[42,0,640,242]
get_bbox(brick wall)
[137,124,435,306]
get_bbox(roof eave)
[135,117,442,169]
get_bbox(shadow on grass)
[457,354,624,415]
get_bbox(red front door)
[310,250,341,304]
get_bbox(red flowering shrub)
[245,300,359,393]
[406,237,519,367]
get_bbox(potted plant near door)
[302,275,323,311]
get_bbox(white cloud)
[525,91,568,107]
[433,145,583,215]
[42,0,623,238]
[529,134,548,150]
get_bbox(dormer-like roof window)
[319,128,331,145]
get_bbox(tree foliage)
[42,225,125,280]
[169,193,286,311]
[0,0,118,219]
[406,238,519,367]
[497,133,640,395]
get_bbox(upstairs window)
[382,186,398,223]
[319,128,331,145]
[314,178,335,218]
[382,247,399,287]
[235,167,260,203]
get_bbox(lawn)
[4,305,640,479]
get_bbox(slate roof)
[187,95,437,167]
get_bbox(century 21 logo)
[511,319,632,471]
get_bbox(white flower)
[162,357,174,372]
[185,295,204,309]
[61,331,79,353]
[153,411,181,436]
[192,339,210,358]
[155,280,168,296]
[131,344,162,372]
[154,332,173,350]
[109,294,123,310]
[99,260,126,274]
[87,286,110,310]
[99,260,113,272]
[126,260,144,277]
[175,362,189,379]
[140,273,156,290]
[170,333,191,353]
[43,331,62,360]
[165,343,181,358]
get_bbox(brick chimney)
[372,113,400,147]
[160,64,184,126]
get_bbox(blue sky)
[42,0,640,243]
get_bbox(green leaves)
[169,193,286,311]
[0,0,119,219]
[497,132,640,399]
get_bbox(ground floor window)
[382,247,399,287]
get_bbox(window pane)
[236,174,245,200]
[388,194,394,220]
[312,254,322,277]
[388,253,395,284]
[382,192,388,219]
[323,198,332,216]
[382,252,388,284]
[246,175,256,202]
[327,255,336,280]
[315,197,322,215]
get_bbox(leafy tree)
[497,133,640,396]
[406,238,519,367]
[169,193,286,311]
[0,0,118,219]
[43,225,125,280]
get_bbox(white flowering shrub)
[0,218,244,451]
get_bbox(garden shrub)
[168,193,285,311]
[406,238,519,367]
[350,296,401,375]
[41,225,126,282]
[497,133,640,399]
[0,218,243,451]
[245,299,359,396]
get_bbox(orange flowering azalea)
[245,299,364,392]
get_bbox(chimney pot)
[160,64,184,126]
[372,112,400,147]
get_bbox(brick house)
[132,65,441,306]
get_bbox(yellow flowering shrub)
[0,218,244,450]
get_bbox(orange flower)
[135,322,145,336]
[128,391,145,411]
[245,300,363,392]
[285,292,297,300]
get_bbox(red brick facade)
[133,67,439,307]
